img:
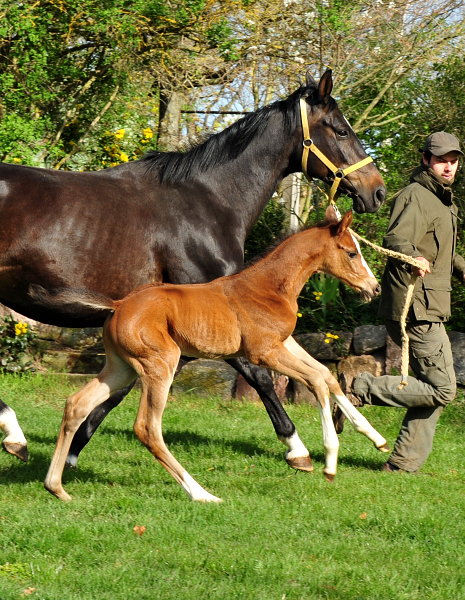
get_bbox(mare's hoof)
[376,442,391,453]
[324,472,335,483]
[2,440,28,462]
[286,455,314,472]
[65,454,78,470]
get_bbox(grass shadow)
[298,448,384,471]
[1,428,271,487]
[0,446,131,487]
[336,454,386,470]
[0,448,52,484]
[97,426,271,458]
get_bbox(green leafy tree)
[0,0,238,168]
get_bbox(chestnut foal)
[44,207,389,502]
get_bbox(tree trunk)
[157,90,181,151]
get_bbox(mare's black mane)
[141,83,326,184]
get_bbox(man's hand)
[412,256,431,278]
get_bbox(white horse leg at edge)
[0,403,28,461]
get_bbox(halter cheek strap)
[300,98,373,206]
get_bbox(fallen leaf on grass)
[206,467,214,471]
[450,469,458,475]
[359,512,367,520]
[133,525,146,536]
[22,588,36,596]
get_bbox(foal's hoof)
[44,482,72,502]
[286,455,314,472]
[196,495,223,503]
[2,440,28,462]
[375,442,391,453]
[323,472,335,483]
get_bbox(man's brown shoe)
[381,461,403,473]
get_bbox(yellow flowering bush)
[296,273,343,332]
[324,332,339,344]
[15,322,28,336]
[0,315,36,372]
[99,124,155,167]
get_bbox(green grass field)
[1,374,465,600]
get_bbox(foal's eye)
[348,251,358,259]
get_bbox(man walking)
[334,132,465,473]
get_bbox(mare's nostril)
[376,187,386,206]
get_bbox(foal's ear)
[306,70,317,87]
[318,69,333,105]
[336,210,353,235]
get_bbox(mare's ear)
[324,204,340,224]
[336,210,353,235]
[318,69,333,105]
[306,70,317,87]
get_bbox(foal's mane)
[141,82,328,184]
[242,219,331,272]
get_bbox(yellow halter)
[299,98,373,206]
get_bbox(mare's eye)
[348,251,357,259]
[337,129,348,138]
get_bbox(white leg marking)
[318,401,339,477]
[280,431,310,460]
[0,407,27,445]
[333,394,388,450]
[181,472,223,503]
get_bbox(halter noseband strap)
[299,98,373,205]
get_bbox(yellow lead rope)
[349,229,425,390]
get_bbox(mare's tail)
[28,284,118,312]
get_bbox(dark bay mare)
[0,70,386,468]
[41,207,388,502]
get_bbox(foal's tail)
[29,284,118,312]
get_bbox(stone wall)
[164,325,465,404]
[0,304,104,374]
[2,304,465,403]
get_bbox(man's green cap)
[421,131,463,157]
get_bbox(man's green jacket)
[378,165,465,322]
